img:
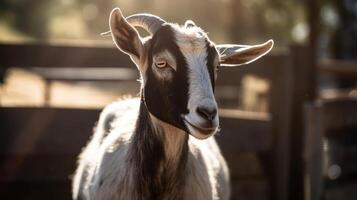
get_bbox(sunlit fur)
[72,98,230,199]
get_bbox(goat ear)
[110,8,144,60]
[185,20,196,28]
[217,40,274,67]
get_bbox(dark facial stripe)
[205,39,217,91]
[143,24,189,132]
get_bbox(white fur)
[73,98,230,200]
[173,25,219,139]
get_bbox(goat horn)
[126,14,166,35]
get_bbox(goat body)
[73,98,230,200]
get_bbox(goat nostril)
[196,106,217,121]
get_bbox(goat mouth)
[183,119,217,138]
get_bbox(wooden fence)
[0,42,293,200]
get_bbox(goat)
[72,8,273,200]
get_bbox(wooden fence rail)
[0,43,135,69]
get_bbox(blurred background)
[0,0,356,200]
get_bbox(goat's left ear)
[109,8,144,60]
[217,40,274,67]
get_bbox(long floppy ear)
[109,8,144,60]
[217,40,274,67]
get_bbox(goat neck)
[128,100,189,200]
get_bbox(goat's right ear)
[110,8,144,60]
[185,20,196,28]
[217,40,274,67]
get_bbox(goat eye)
[155,60,167,68]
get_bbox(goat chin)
[72,98,230,200]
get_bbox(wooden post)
[303,102,324,200]
[307,0,319,100]
[269,56,293,200]
[288,0,320,199]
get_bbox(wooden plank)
[0,181,70,200]
[231,179,269,200]
[0,107,99,155]
[325,182,357,200]
[0,43,135,69]
[321,98,357,132]
[217,113,272,153]
[320,88,357,100]
[30,67,139,82]
[319,59,357,77]
[0,155,75,181]
[225,152,265,179]
[219,109,270,121]
[216,54,289,86]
